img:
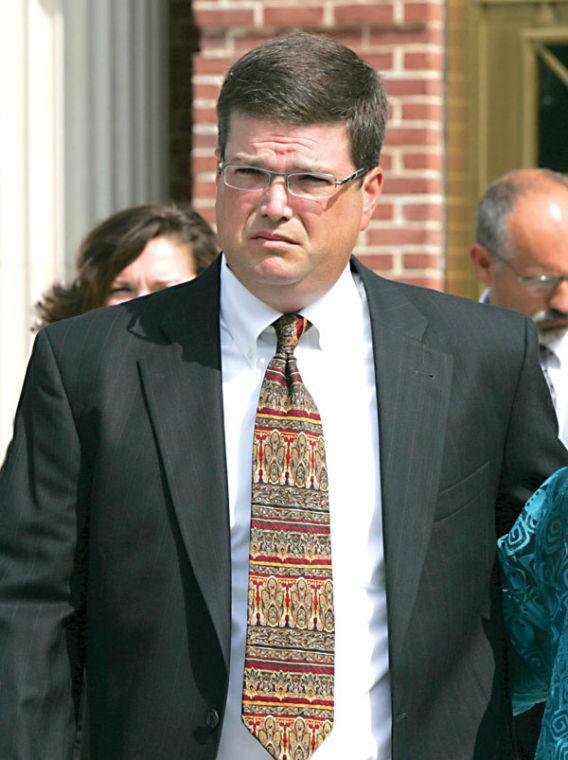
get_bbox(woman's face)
[104,236,196,306]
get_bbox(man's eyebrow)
[226,156,335,173]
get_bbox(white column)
[62,0,169,271]
[0,0,169,460]
[0,0,64,459]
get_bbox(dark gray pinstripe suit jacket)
[1,257,566,760]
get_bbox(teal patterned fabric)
[498,467,568,759]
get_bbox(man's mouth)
[251,232,297,245]
[533,309,568,332]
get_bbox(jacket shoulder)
[355,257,531,335]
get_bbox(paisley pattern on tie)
[242,314,334,760]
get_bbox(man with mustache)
[471,168,568,446]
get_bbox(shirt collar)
[220,255,363,364]
[300,264,364,352]
[220,255,281,367]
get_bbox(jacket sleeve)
[0,329,86,760]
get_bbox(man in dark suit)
[1,32,566,760]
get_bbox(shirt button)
[246,350,254,361]
[205,708,220,729]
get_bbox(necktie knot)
[274,313,309,356]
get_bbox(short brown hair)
[217,31,388,170]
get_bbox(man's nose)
[260,177,293,220]
[549,279,568,314]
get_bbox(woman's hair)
[34,204,219,328]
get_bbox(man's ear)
[359,167,384,231]
[470,243,495,286]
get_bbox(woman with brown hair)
[35,203,219,327]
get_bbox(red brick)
[193,106,218,124]
[402,103,443,121]
[324,30,367,49]
[403,203,444,222]
[383,78,442,96]
[359,52,394,71]
[384,127,439,146]
[194,9,255,29]
[381,176,442,195]
[193,83,221,101]
[192,155,219,174]
[198,36,234,52]
[192,180,217,200]
[193,57,234,76]
[333,4,395,25]
[378,152,392,170]
[197,206,217,226]
[404,3,444,22]
[370,29,444,46]
[372,202,395,221]
[192,132,218,150]
[404,51,445,71]
[357,254,394,271]
[402,152,442,171]
[367,228,435,246]
[403,253,441,269]
[263,6,324,26]
[234,31,277,51]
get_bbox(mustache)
[532,308,568,332]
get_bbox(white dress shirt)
[216,256,392,759]
[539,327,568,447]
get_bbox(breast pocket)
[435,461,490,522]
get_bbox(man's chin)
[251,257,304,285]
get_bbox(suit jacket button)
[205,708,220,729]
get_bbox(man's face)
[471,190,568,328]
[215,114,382,312]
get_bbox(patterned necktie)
[242,314,334,760]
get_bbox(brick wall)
[171,0,446,290]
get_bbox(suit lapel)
[356,261,454,666]
[132,256,453,685]
[136,262,232,669]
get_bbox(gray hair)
[476,168,568,265]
